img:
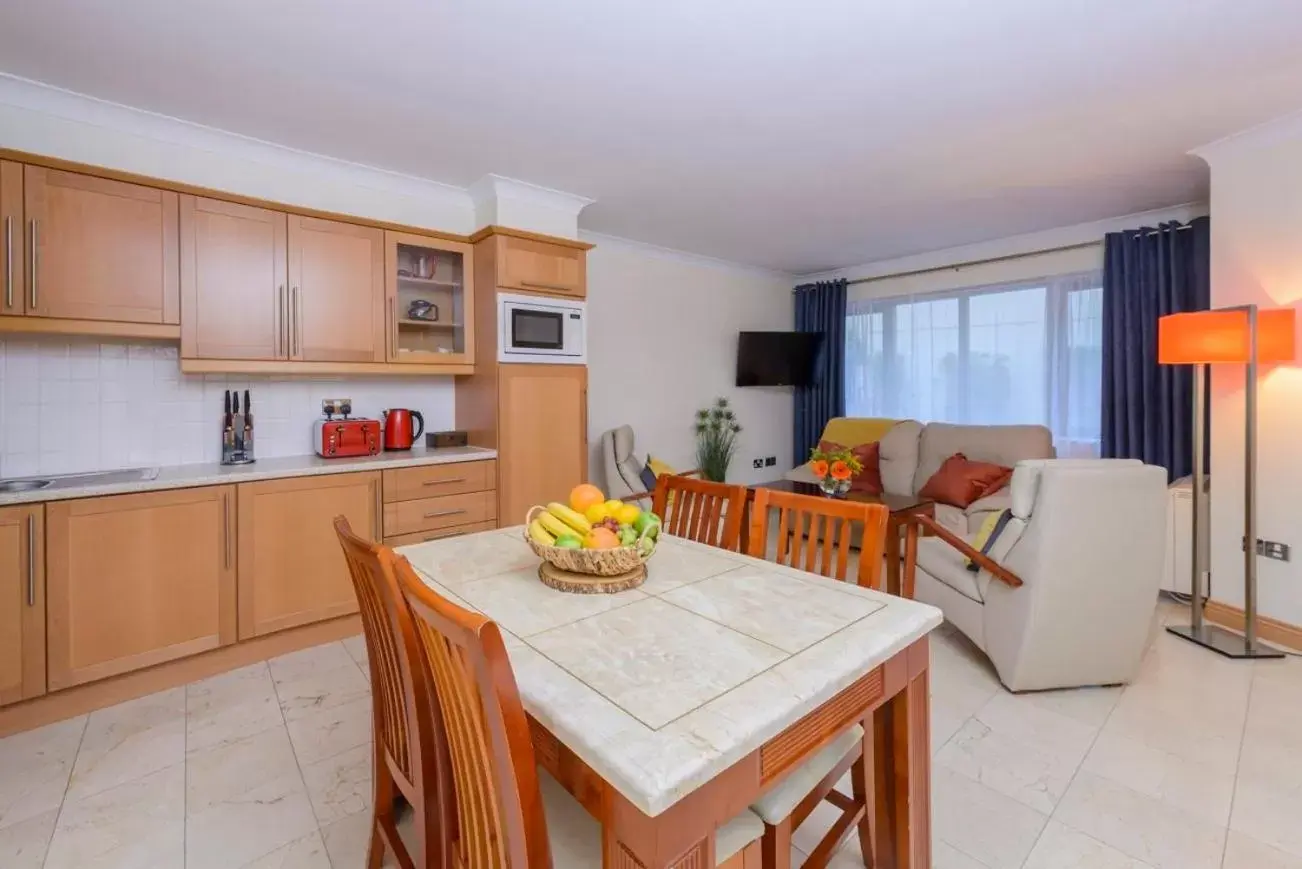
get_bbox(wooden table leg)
[884,516,902,596]
[856,637,930,869]
[902,520,919,600]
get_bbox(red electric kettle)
[382,408,424,451]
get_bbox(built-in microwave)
[497,292,587,364]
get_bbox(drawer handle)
[423,477,467,486]
[424,508,468,519]
[521,279,574,292]
[26,514,36,607]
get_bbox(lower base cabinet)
[237,472,380,639]
[45,487,236,691]
[0,505,45,706]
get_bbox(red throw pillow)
[817,439,883,495]
[918,453,1013,508]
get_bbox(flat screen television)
[736,331,824,387]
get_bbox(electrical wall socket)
[1242,537,1291,561]
[764,456,777,467]
[752,458,764,469]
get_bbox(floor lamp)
[1157,305,1295,658]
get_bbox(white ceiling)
[2,0,1302,274]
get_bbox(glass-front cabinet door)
[384,231,474,365]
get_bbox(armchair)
[599,425,698,505]
[908,459,1167,691]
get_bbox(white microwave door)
[510,307,566,352]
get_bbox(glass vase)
[819,477,851,497]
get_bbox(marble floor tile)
[1222,830,1302,869]
[186,726,303,816]
[1017,685,1124,729]
[301,743,372,826]
[1081,728,1236,826]
[937,692,1096,814]
[659,565,884,653]
[320,808,375,869]
[932,840,992,868]
[272,657,371,724]
[1228,766,1302,861]
[285,696,373,766]
[456,567,649,637]
[0,808,58,869]
[44,763,184,869]
[527,597,787,729]
[0,715,86,830]
[185,763,318,869]
[268,642,358,685]
[186,662,285,754]
[932,765,1048,868]
[1053,771,1225,869]
[66,688,186,802]
[242,830,332,869]
[1023,820,1155,868]
[341,633,369,670]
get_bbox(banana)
[535,510,571,540]
[546,502,592,535]
[528,519,556,546]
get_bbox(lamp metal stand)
[1167,304,1284,659]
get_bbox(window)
[845,271,1103,457]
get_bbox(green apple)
[634,512,661,539]
[554,533,583,549]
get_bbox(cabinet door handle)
[424,508,467,520]
[423,477,467,486]
[28,219,37,310]
[373,479,382,539]
[221,493,231,569]
[3,216,12,309]
[389,296,398,359]
[276,284,285,357]
[291,285,301,357]
[26,514,36,607]
[520,279,574,293]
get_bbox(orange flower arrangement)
[829,460,852,481]
[807,444,863,495]
[809,459,830,478]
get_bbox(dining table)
[398,526,943,869]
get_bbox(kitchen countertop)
[0,445,497,506]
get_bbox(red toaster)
[313,417,381,458]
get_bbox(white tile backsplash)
[0,339,456,477]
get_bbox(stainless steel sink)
[0,479,51,493]
[0,467,159,493]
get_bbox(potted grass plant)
[694,397,742,482]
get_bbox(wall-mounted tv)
[736,331,824,387]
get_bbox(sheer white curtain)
[845,271,1104,457]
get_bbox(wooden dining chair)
[747,487,890,590]
[652,473,749,551]
[744,489,890,869]
[334,516,452,869]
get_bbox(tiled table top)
[398,528,942,817]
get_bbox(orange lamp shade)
[1158,309,1296,365]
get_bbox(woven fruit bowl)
[523,505,657,577]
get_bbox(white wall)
[582,233,795,487]
[1195,110,1302,626]
[0,338,452,477]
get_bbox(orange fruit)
[583,527,621,549]
[569,483,605,514]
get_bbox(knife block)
[221,412,256,466]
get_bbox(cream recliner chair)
[912,459,1167,691]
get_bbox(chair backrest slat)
[747,489,890,588]
[651,474,748,551]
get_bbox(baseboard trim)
[0,615,362,738]
[1204,600,1302,653]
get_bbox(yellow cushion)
[820,418,897,450]
[647,456,677,477]
[966,511,1003,568]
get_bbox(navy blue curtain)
[793,279,847,465]
[1101,217,1210,480]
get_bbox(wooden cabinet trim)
[468,225,594,251]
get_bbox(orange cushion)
[918,453,1012,508]
[818,439,883,495]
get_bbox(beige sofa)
[785,419,1055,534]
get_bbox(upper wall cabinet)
[0,162,179,333]
[495,234,586,298]
[384,230,474,366]
[290,216,385,363]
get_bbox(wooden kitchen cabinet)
[180,195,287,360]
[384,230,474,365]
[45,487,236,691]
[0,505,44,707]
[495,234,586,298]
[497,364,588,521]
[0,161,24,318]
[23,166,179,324]
[237,472,379,639]
[289,215,385,363]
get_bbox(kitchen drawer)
[383,460,496,503]
[385,520,498,548]
[383,491,496,537]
